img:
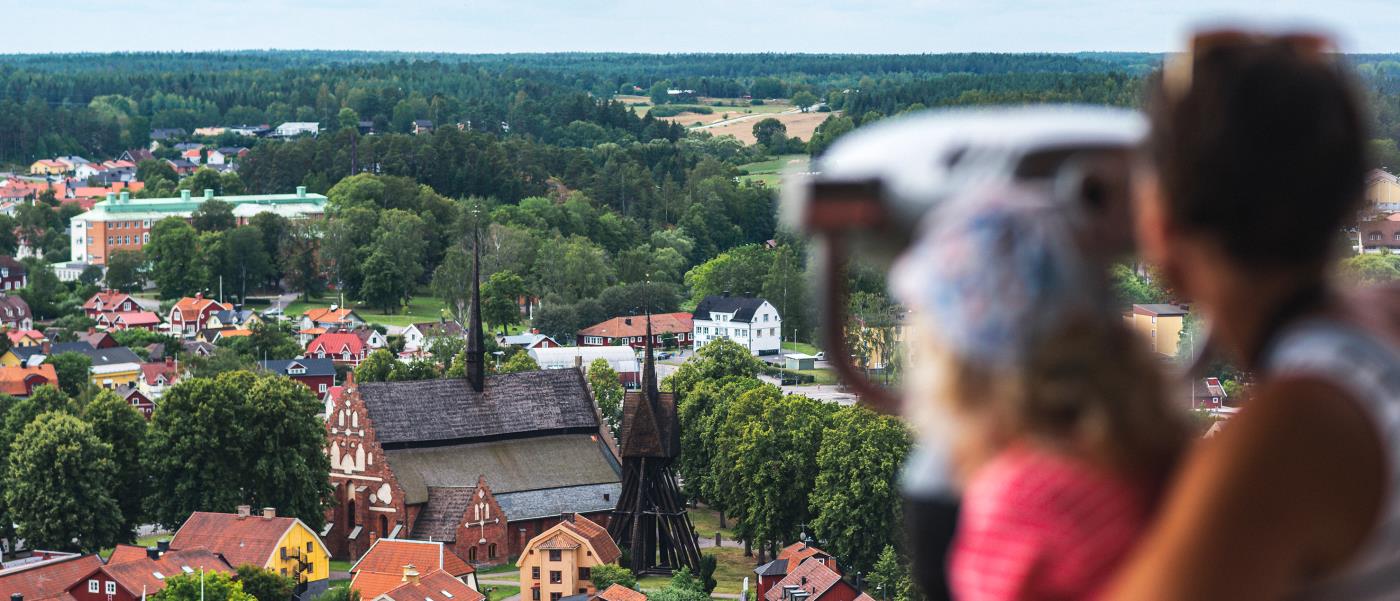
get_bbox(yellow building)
[29,159,67,175]
[1130,303,1190,357]
[518,514,621,601]
[170,506,333,598]
[1368,169,1400,211]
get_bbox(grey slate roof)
[495,482,621,521]
[409,487,475,542]
[359,371,600,446]
[754,559,789,577]
[259,358,336,378]
[693,295,768,323]
[383,434,621,505]
[85,346,142,366]
[12,342,90,362]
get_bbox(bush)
[590,564,637,591]
[649,105,714,118]
[751,99,766,106]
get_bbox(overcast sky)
[3,0,1399,54]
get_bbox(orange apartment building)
[69,187,327,265]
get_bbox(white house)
[73,163,103,180]
[272,122,320,138]
[691,295,782,355]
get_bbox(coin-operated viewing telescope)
[781,105,1148,600]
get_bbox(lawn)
[636,547,754,596]
[329,559,353,573]
[477,562,520,576]
[738,155,809,188]
[780,340,821,356]
[484,585,520,601]
[284,294,452,329]
[688,505,736,542]
[99,532,167,559]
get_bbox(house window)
[579,567,591,581]
[307,541,313,552]
[1371,233,1383,241]
[532,567,541,580]
[551,593,562,601]
[550,571,562,584]
[379,515,388,536]
[319,383,328,393]
[489,543,498,559]
[532,589,541,601]
[469,547,477,562]
[549,550,562,562]
[89,580,99,593]
[106,581,117,595]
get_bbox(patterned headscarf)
[891,184,1103,367]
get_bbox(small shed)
[784,353,816,371]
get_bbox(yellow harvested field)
[692,110,837,144]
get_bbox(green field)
[780,340,821,356]
[738,155,809,188]
[635,546,754,596]
[485,585,521,601]
[330,559,353,573]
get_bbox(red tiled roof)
[308,332,366,356]
[776,543,832,568]
[350,543,476,600]
[304,307,358,324]
[0,554,103,601]
[140,361,181,387]
[6,329,45,345]
[763,558,843,601]
[596,584,648,601]
[168,511,298,568]
[107,544,149,565]
[172,296,231,319]
[110,311,162,326]
[379,570,484,601]
[84,290,133,312]
[559,514,621,564]
[578,313,693,338]
[100,548,234,596]
[0,364,57,396]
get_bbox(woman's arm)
[1105,377,1385,600]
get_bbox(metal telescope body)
[781,105,1148,601]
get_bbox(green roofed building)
[69,186,327,265]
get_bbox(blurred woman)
[892,184,1188,600]
[1108,31,1400,600]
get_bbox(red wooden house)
[66,547,233,601]
[259,358,337,399]
[169,294,231,338]
[577,313,692,349]
[0,553,103,601]
[764,558,856,601]
[0,364,58,398]
[307,332,370,366]
[83,290,138,317]
[0,255,27,291]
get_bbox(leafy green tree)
[497,352,539,374]
[697,554,718,594]
[83,390,150,540]
[79,264,105,286]
[338,107,361,131]
[388,359,439,382]
[18,259,63,318]
[1110,263,1166,305]
[236,565,296,601]
[105,249,147,292]
[152,571,256,601]
[531,303,579,343]
[762,244,809,341]
[222,321,302,361]
[752,118,788,148]
[791,91,819,111]
[649,568,709,601]
[587,359,624,438]
[676,377,763,502]
[311,588,360,601]
[807,115,856,157]
[535,235,613,304]
[482,270,527,334]
[809,406,911,574]
[359,251,407,313]
[1341,253,1400,284]
[149,217,207,299]
[354,349,397,383]
[224,227,273,301]
[589,564,637,591]
[432,244,474,322]
[664,338,764,397]
[144,372,331,529]
[280,222,324,301]
[191,198,236,232]
[683,245,769,305]
[5,411,123,552]
[868,545,919,601]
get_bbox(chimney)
[105,192,115,202]
[296,186,307,198]
[157,539,170,553]
[236,504,251,519]
[574,355,583,369]
[465,227,485,392]
[87,327,95,335]
[195,292,203,300]
[119,191,130,203]
[262,507,276,519]
[402,564,420,584]
[203,189,214,200]
[41,341,49,354]
[146,546,160,561]
[180,189,191,201]
[165,355,174,367]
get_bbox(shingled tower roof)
[619,313,678,459]
[466,225,485,392]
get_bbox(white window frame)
[106,581,118,595]
[89,580,99,593]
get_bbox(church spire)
[466,225,485,392]
[642,310,659,403]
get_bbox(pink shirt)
[950,446,1153,601]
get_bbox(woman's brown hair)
[1147,31,1367,270]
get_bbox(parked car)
[657,352,674,360]
[815,351,826,361]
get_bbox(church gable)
[325,376,409,560]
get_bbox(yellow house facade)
[1129,303,1189,357]
[170,506,333,598]
[29,160,67,176]
[1368,168,1400,210]
[517,514,621,601]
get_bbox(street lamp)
[492,350,504,371]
